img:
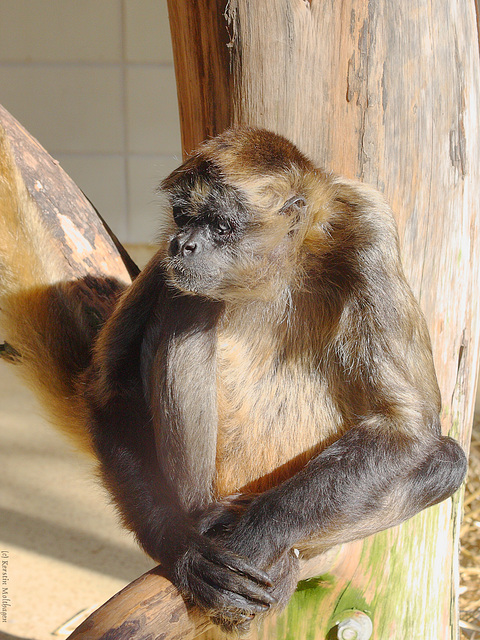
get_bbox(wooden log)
[0,104,137,285]
[168,1,480,639]
[65,549,343,640]
[0,104,136,453]
[167,0,232,157]
[65,566,211,640]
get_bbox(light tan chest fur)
[214,329,344,497]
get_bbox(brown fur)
[0,131,90,452]
[0,130,124,454]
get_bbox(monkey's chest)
[214,339,343,497]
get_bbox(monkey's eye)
[172,205,183,219]
[172,205,191,227]
[212,220,232,236]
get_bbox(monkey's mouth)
[165,258,221,297]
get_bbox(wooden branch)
[66,567,211,640]
[66,549,343,640]
[0,104,137,285]
[0,104,136,454]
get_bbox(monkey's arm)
[203,269,467,591]
[84,254,276,626]
[220,421,466,567]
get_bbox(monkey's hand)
[163,522,277,632]
[195,495,300,631]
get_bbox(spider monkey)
[0,126,467,632]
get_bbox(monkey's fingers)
[205,544,274,588]
[201,579,272,614]
[202,559,277,608]
[191,576,272,633]
[184,545,278,619]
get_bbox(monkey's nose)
[169,230,202,258]
[182,238,197,256]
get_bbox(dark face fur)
[163,161,253,298]
[160,128,318,302]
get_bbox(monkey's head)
[159,127,333,302]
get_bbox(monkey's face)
[164,172,250,299]
[160,161,307,302]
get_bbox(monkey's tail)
[0,127,124,454]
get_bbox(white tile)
[126,66,181,155]
[0,0,122,62]
[0,66,124,153]
[125,0,173,63]
[127,155,181,243]
[55,154,128,242]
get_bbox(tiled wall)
[0,0,181,243]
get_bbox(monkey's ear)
[279,195,307,215]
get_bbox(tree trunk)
[169,1,480,639]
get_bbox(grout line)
[121,0,130,241]
[0,60,174,69]
[51,151,181,159]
